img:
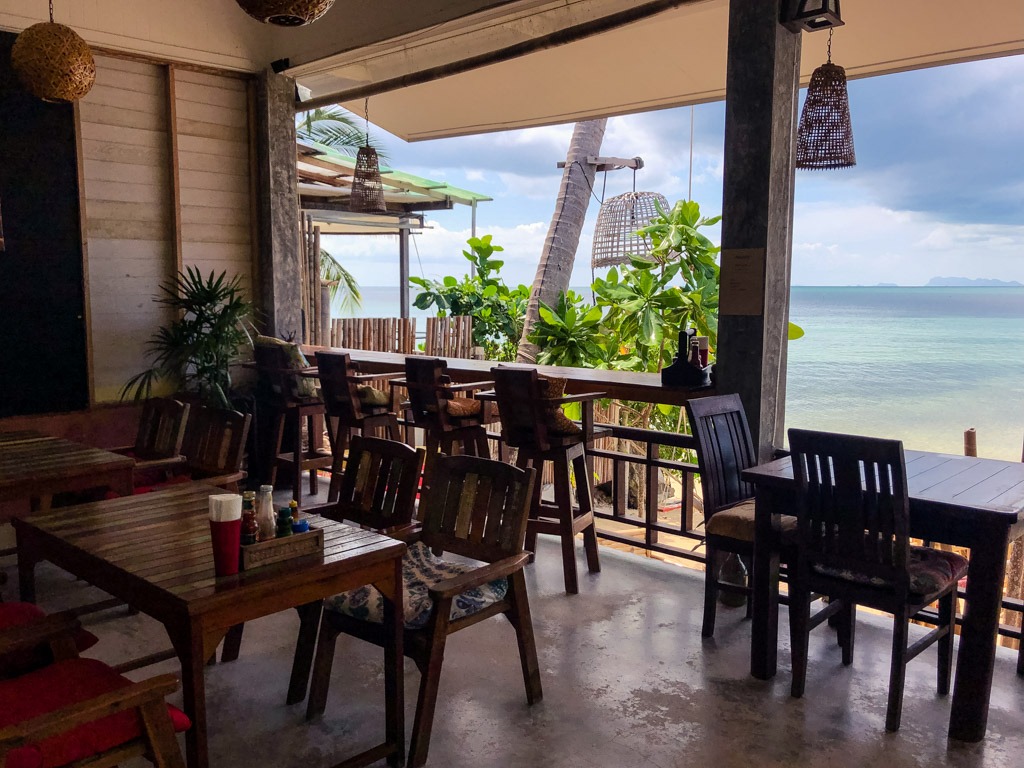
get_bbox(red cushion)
[0,604,99,679]
[0,658,190,768]
[132,473,193,495]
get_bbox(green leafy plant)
[296,106,389,161]
[410,235,529,361]
[320,249,362,314]
[531,291,605,368]
[122,268,253,408]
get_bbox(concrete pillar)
[716,0,801,460]
[254,70,301,340]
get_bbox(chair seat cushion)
[539,376,582,436]
[0,658,190,768]
[325,541,508,630]
[255,335,319,398]
[0,603,99,679]
[444,397,482,419]
[357,385,391,408]
[812,546,969,597]
[705,499,797,541]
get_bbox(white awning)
[288,0,1024,142]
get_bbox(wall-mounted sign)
[719,248,766,316]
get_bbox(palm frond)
[296,106,389,162]
[320,249,362,314]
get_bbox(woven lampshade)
[11,21,95,103]
[235,0,334,26]
[796,61,856,169]
[350,146,387,213]
[591,191,669,269]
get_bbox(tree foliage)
[409,235,529,361]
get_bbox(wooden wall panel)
[80,55,175,403]
[174,69,254,296]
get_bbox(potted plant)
[122,267,253,409]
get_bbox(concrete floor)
[5,536,1024,768]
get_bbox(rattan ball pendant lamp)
[591,190,669,271]
[235,0,335,26]
[350,99,387,214]
[11,0,95,103]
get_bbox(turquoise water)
[341,286,1024,461]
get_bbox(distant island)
[926,277,1023,287]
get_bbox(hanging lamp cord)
[363,97,370,148]
[49,0,54,23]
[826,29,833,64]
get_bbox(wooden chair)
[306,454,540,768]
[140,405,251,493]
[314,434,424,534]
[255,342,331,507]
[686,394,780,636]
[113,397,190,468]
[403,356,493,484]
[0,613,188,768]
[315,351,402,503]
[424,316,473,358]
[492,365,603,595]
[0,603,97,679]
[787,428,966,731]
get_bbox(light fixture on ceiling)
[591,190,669,271]
[235,0,335,27]
[781,0,844,33]
[795,28,856,169]
[11,0,95,103]
[350,98,387,214]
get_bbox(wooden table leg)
[949,526,1010,742]
[286,600,323,705]
[170,624,210,768]
[750,486,781,680]
[382,555,405,768]
[15,525,39,603]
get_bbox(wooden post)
[964,428,977,457]
[399,223,410,319]
[715,0,801,461]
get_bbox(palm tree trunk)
[517,119,607,362]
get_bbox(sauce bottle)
[240,491,259,546]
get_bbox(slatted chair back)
[253,343,302,403]
[404,356,454,431]
[322,435,424,532]
[491,365,553,452]
[134,398,190,461]
[419,454,535,564]
[424,316,473,358]
[685,394,757,516]
[182,406,251,479]
[788,428,910,592]
[315,351,364,422]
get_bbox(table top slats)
[14,483,406,614]
[0,432,134,491]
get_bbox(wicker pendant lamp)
[235,0,335,26]
[350,99,387,214]
[11,0,95,104]
[796,29,855,169]
[591,190,669,270]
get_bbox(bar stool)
[401,356,494,485]
[316,351,402,502]
[254,341,332,508]
[491,365,604,594]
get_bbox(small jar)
[276,507,294,538]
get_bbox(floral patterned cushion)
[812,545,968,597]
[357,385,391,408]
[325,541,509,629]
[255,335,318,398]
[705,499,798,541]
[444,397,482,419]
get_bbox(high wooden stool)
[402,356,495,486]
[316,351,402,502]
[491,365,604,594]
[254,341,332,508]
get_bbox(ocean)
[339,286,1024,461]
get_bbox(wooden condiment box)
[240,526,324,570]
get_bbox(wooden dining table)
[743,449,1024,743]
[14,483,406,768]
[0,430,135,515]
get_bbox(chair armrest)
[133,455,186,472]
[296,367,320,377]
[428,553,530,600]
[384,522,422,542]
[109,445,134,455]
[0,613,82,656]
[554,391,606,404]
[197,471,246,489]
[387,378,409,388]
[352,371,405,382]
[447,380,494,393]
[0,673,181,749]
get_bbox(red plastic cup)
[209,519,242,577]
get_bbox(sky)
[322,54,1024,290]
